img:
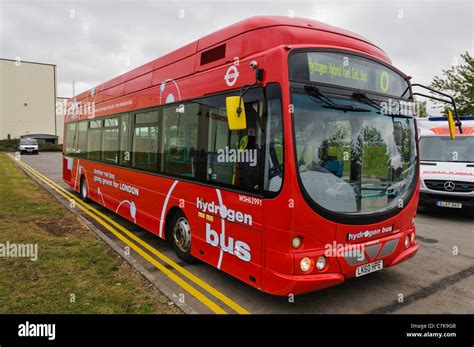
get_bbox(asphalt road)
[19,152,474,314]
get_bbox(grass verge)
[0,153,181,314]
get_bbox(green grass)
[0,153,181,314]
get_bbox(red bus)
[63,16,420,295]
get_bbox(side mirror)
[225,96,247,130]
[447,110,456,139]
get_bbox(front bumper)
[263,269,345,296]
[262,232,419,296]
[19,147,38,152]
[419,192,474,209]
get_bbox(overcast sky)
[1,0,472,104]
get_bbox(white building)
[0,58,65,144]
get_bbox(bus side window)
[87,119,103,161]
[161,103,199,178]
[264,84,284,194]
[203,89,264,193]
[64,122,76,155]
[120,114,130,165]
[102,117,119,164]
[76,121,88,157]
[132,110,159,171]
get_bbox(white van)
[417,117,474,209]
[18,138,39,155]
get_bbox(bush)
[39,142,63,152]
[0,139,20,152]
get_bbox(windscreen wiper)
[304,85,370,113]
[352,92,382,111]
[352,91,413,118]
[304,85,335,106]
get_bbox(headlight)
[291,236,302,249]
[410,232,415,243]
[405,235,410,248]
[316,256,327,270]
[300,257,313,272]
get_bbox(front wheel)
[170,211,195,263]
[80,176,89,202]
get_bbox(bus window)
[162,103,199,178]
[264,85,284,193]
[77,121,88,157]
[102,117,119,163]
[132,110,159,171]
[87,119,102,161]
[64,122,77,154]
[120,114,130,165]
[203,89,264,193]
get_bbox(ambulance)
[418,116,474,210]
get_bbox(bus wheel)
[80,176,89,202]
[170,211,194,263]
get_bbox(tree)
[415,100,428,118]
[431,51,474,116]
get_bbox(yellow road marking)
[13,156,250,314]
[15,158,228,314]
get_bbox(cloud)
[1,0,472,105]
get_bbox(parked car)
[18,138,39,155]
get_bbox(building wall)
[0,59,56,140]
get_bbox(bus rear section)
[418,117,474,210]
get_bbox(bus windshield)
[293,92,417,215]
[419,136,474,163]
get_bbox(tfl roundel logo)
[224,65,239,87]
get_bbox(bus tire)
[80,176,89,202]
[170,211,195,263]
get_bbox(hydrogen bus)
[63,16,424,295]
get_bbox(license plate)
[356,260,383,277]
[436,201,462,209]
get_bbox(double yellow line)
[10,155,250,315]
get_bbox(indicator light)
[316,256,327,270]
[291,236,302,249]
[300,257,313,272]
